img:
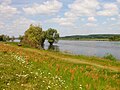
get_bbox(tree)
[0,35,10,42]
[19,35,23,42]
[109,36,120,41]
[22,24,46,48]
[41,31,47,48]
[11,36,15,42]
[0,35,4,41]
[6,35,10,41]
[46,28,59,46]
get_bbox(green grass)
[0,42,120,90]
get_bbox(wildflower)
[47,86,51,89]
[21,84,24,86]
[30,72,33,74]
[7,83,10,86]
[80,84,82,87]
[79,87,82,89]
[35,72,38,76]
[48,86,51,88]
[55,84,57,86]
[79,84,82,89]
[48,73,51,75]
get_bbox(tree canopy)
[109,36,120,41]
[21,24,59,49]
[46,28,59,46]
[22,24,46,48]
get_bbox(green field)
[0,42,120,90]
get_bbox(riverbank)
[0,42,120,89]
[60,34,120,41]
[60,38,109,41]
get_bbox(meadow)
[0,42,120,90]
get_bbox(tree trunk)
[49,42,53,46]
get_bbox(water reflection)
[58,40,120,60]
[47,45,60,52]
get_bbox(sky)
[0,0,120,37]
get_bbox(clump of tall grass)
[104,53,117,61]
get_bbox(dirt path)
[47,54,120,72]
[61,58,120,72]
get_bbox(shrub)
[104,53,116,61]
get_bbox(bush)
[104,53,116,61]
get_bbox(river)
[45,40,120,60]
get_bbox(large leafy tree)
[46,28,59,46]
[22,24,46,48]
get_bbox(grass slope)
[0,42,120,90]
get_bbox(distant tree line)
[0,35,16,42]
[0,35,10,41]
[60,34,120,41]
[109,36,120,41]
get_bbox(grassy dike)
[0,42,120,90]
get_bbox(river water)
[45,40,120,60]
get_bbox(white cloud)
[97,3,119,16]
[0,21,5,29]
[110,18,116,21]
[0,0,19,19]
[0,5,19,17]
[102,22,107,24]
[11,17,38,35]
[0,17,38,36]
[65,0,100,17]
[1,0,12,5]
[81,18,85,21]
[48,0,99,27]
[23,0,62,15]
[86,23,97,27]
[117,0,120,3]
[12,17,37,27]
[47,17,76,26]
[88,17,97,22]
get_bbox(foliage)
[11,36,15,42]
[104,53,117,61]
[1,25,60,49]
[19,35,23,42]
[109,36,120,41]
[21,25,59,49]
[0,35,10,42]
[40,31,47,47]
[46,28,59,45]
[61,34,120,41]
[21,24,46,49]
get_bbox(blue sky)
[0,0,120,36]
